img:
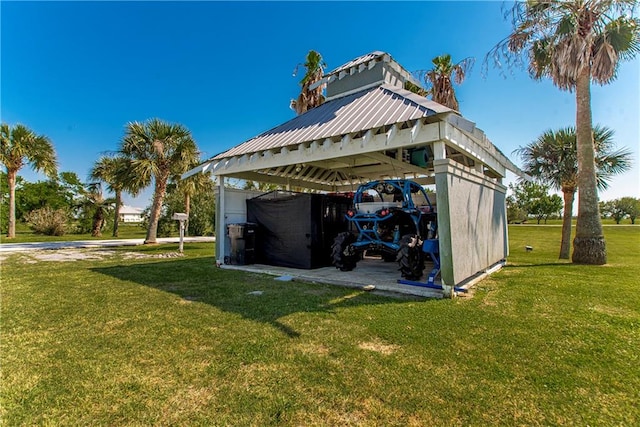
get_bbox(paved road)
[0,236,216,253]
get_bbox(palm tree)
[0,123,58,238]
[90,155,140,237]
[515,125,631,259]
[418,54,474,111]
[119,119,198,244]
[290,50,326,115]
[488,1,640,264]
[78,182,115,237]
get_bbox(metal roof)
[185,53,524,188]
[215,84,452,160]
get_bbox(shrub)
[24,207,68,236]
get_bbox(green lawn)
[1,226,638,425]
[0,222,152,243]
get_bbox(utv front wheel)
[332,232,359,271]
[397,234,425,280]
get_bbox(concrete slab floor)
[220,255,445,298]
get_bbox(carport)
[185,51,523,295]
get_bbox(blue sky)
[2,1,638,207]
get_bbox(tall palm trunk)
[145,173,169,244]
[559,187,575,259]
[572,68,606,264]
[6,169,17,238]
[184,192,190,237]
[92,209,104,237]
[112,190,122,237]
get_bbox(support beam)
[181,161,213,179]
[209,122,442,176]
[440,122,506,178]
[228,171,333,192]
[363,152,433,177]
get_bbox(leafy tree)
[623,197,640,224]
[148,180,215,237]
[291,50,326,115]
[600,199,627,224]
[90,155,140,237]
[15,172,84,221]
[488,1,640,264]
[186,189,216,236]
[0,123,58,238]
[168,167,214,236]
[530,193,563,224]
[601,197,640,224]
[119,119,199,244]
[509,181,561,224]
[515,125,631,258]
[417,54,474,111]
[59,171,85,197]
[506,193,528,224]
[17,180,72,219]
[242,180,282,192]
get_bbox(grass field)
[1,226,638,425]
[0,222,152,243]
[2,218,634,244]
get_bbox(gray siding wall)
[434,159,507,285]
[327,62,385,98]
[326,62,408,99]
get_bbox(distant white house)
[119,205,145,223]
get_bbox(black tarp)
[247,191,351,269]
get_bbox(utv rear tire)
[397,234,425,280]
[332,232,359,271]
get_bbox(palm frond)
[517,125,632,192]
[486,0,638,92]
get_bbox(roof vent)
[315,51,422,101]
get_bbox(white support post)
[179,220,185,253]
[217,176,226,264]
[433,141,447,160]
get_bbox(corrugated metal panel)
[214,85,453,160]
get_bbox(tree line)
[507,181,638,225]
[600,197,640,224]
[1,120,215,241]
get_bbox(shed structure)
[185,51,523,289]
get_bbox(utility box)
[227,223,257,265]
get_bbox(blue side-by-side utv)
[331,179,439,281]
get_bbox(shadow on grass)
[91,257,410,338]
